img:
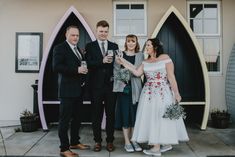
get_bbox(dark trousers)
[58,97,82,152]
[91,86,117,143]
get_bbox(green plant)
[211,109,230,129]
[211,109,230,118]
[20,109,38,120]
[20,109,39,132]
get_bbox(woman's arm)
[117,57,144,77]
[166,61,182,102]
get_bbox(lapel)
[94,40,103,58]
[65,42,82,62]
[107,41,112,50]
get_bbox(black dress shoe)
[106,143,115,152]
[93,143,102,152]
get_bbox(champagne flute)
[115,49,123,58]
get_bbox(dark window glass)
[131,4,144,9]
[190,4,203,18]
[190,19,194,31]
[205,4,217,8]
[116,4,129,9]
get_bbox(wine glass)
[115,49,123,58]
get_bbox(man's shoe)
[93,143,102,152]
[160,145,172,153]
[60,150,78,157]
[143,149,161,156]
[106,143,115,152]
[70,143,90,150]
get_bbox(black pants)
[58,97,82,152]
[91,86,117,143]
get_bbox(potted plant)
[211,109,230,129]
[20,109,39,132]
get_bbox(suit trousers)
[91,85,117,143]
[58,97,82,151]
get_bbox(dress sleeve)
[164,58,172,64]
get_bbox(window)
[113,1,147,50]
[188,1,221,73]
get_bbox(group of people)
[53,20,189,157]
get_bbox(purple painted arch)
[38,6,96,130]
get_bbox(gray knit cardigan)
[113,51,144,104]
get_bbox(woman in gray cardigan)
[113,34,144,153]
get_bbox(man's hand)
[78,66,88,74]
[103,56,113,63]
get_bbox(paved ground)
[0,122,235,157]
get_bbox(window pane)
[203,38,220,71]
[116,19,129,34]
[190,4,203,18]
[116,9,129,19]
[116,4,129,9]
[131,4,144,9]
[190,19,203,34]
[204,4,217,18]
[130,9,144,19]
[130,19,145,34]
[204,19,217,34]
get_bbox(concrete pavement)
[0,122,235,157]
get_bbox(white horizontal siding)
[226,44,235,122]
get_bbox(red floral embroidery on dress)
[143,70,169,101]
[156,72,161,79]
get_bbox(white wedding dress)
[131,59,189,145]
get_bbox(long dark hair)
[147,38,164,57]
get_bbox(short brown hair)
[96,20,109,28]
[66,25,79,32]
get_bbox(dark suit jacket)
[53,41,84,98]
[85,40,118,89]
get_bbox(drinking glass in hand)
[107,50,114,63]
[115,49,123,58]
[107,50,114,57]
[81,61,87,69]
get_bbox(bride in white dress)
[117,38,189,156]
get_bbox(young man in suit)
[85,20,118,152]
[53,25,89,157]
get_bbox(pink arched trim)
[38,6,96,130]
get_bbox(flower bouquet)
[162,102,186,120]
[114,68,131,94]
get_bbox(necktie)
[101,41,106,56]
[74,47,82,60]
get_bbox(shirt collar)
[66,40,77,50]
[97,40,107,45]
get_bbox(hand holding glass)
[107,50,113,63]
[81,61,87,69]
[81,61,88,74]
[115,50,123,58]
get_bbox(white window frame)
[113,1,147,36]
[187,1,222,75]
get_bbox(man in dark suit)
[85,20,118,152]
[53,25,89,157]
